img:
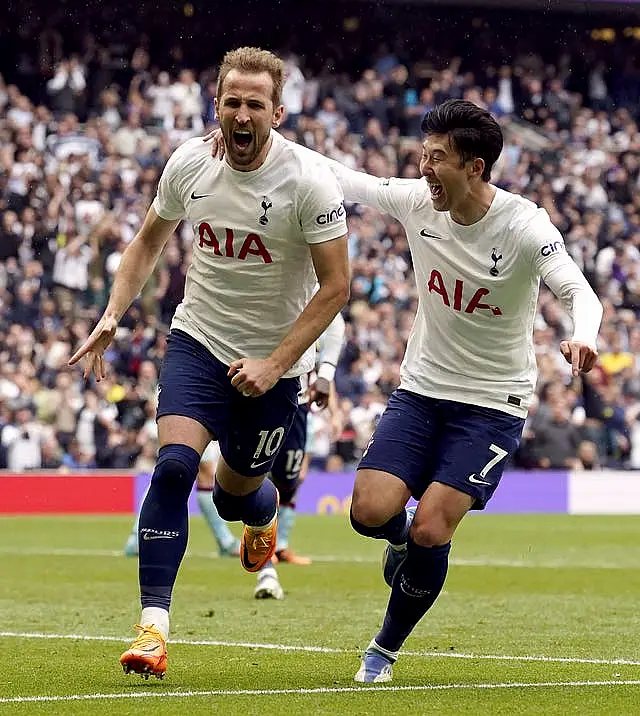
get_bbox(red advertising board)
[0,472,135,514]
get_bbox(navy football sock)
[376,537,451,653]
[214,478,278,527]
[350,507,410,545]
[139,444,200,611]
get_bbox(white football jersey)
[153,131,347,377]
[328,164,603,417]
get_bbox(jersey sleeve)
[297,162,348,244]
[152,144,189,221]
[524,210,603,346]
[324,157,422,222]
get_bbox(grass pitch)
[1,512,640,714]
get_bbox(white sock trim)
[369,639,399,661]
[140,607,169,640]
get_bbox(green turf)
[1,513,640,714]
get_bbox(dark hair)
[421,100,503,181]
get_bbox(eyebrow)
[222,95,267,105]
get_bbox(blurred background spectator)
[1,0,640,471]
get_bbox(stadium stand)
[1,1,639,472]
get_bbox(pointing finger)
[69,338,94,366]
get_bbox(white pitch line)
[0,546,634,569]
[1,631,640,667]
[2,680,640,704]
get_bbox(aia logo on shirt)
[427,269,502,316]
[197,223,272,263]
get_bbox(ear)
[272,104,285,128]
[214,97,219,121]
[469,157,485,180]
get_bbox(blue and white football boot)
[354,640,398,683]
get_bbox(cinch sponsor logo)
[540,240,565,257]
[316,204,345,225]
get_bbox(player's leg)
[356,481,470,683]
[271,404,311,565]
[252,405,308,599]
[196,441,240,557]
[120,414,209,678]
[350,390,428,549]
[120,329,223,678]
[356,401,525,683]
[213,373,300,573]
[351,389,439,683]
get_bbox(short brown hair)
[217,47,284,107]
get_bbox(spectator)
[46,58,86,118]
[1,405,44,471]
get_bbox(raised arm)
[322,157,423,221]
[203,127,422,221]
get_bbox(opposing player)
[255,310,345,599]
[124,441,240,559]
[325,100,602,682]
[69,46,349,679]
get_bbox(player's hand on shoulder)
[559,340,598,377]
[202,128,225,160]
[228,357,282,398]
[308,376,331,410]
[68,313,118,381]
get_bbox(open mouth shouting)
[232,129,253,151]
[428,181,444,200]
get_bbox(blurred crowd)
[1,7,640,473]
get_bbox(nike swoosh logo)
[250,459,271,470]
[243,541,258,570]
[468,474,492,486]
[141,646,161,652]
[142,533,176,541]
[190,191,212,200]
[420,229,446,240]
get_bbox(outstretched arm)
[69,207,180,379]
[203,128,422,220]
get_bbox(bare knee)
[410,513,456,547]
[351,494,389,527]
[351,469,411,526]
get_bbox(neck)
[227,133,273,172]
[449,182,496,226]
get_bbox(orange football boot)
[120,624,167,679]
[240,497,279,572]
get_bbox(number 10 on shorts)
[253,427,285,461]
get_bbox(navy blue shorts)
[269,404,309,486]
[157,330,300,477]
[358,389,525,509]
